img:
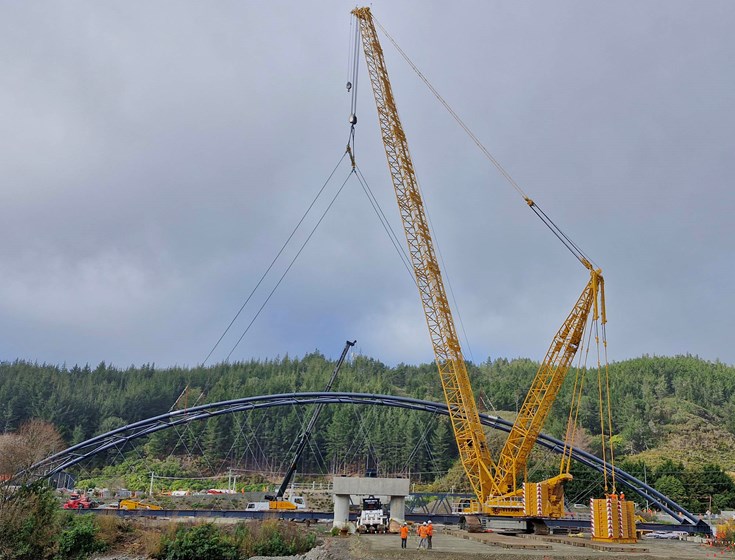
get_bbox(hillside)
[627,397,735,468]
[1,353,734,479]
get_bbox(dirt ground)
[326,530,735,560]
[90,517,734,560]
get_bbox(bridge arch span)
[26,392,699,526]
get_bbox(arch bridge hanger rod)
[371,15,599,273]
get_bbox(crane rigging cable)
[349,8,628,532]
[354,162,477,363]
[369,11,615,468]
[560,314,593,476]
[354,165,414,280]
[348,13,478,363]
[601,323,615,490]
[224,168,354,362]
[200,143,353,367]
[371,14,598,272]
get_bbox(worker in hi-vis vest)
[417,522,427,549]
[399,522,409,548]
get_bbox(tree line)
[1,353,734,492]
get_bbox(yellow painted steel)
[352,6,499,502]
[591,496,637,543]
[523,480,567,518]
[494,267,603,496]
[352,6,605,517]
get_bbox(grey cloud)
[0,0,733,368]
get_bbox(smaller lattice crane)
[266,339,356,504]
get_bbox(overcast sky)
[1,1,733,370]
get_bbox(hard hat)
[422,521,427,525]
[403,522,407,526]
[428,520,432,524]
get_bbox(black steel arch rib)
[26,392,698,525]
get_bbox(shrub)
[56,514,108,560]
[141,524,172,559]
[154,523,238,560]
[238,520,317,558]
[150,520,317,560]
[252,523,289,556]
[0,483,60,560]
[94,515,133,548]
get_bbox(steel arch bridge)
[26,391,702,527]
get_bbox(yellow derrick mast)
[352,7,631,537]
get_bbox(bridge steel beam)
[23,392,699,526]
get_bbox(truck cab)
[358,495,388,533]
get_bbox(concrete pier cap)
[332,476,411,530]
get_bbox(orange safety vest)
[426,524,434,536]
[417,525,426,537]
[400,526,409,538]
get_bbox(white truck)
[357,495,388,533]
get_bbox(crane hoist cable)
[371,14,618,484]
[371,14,599,273]
[347,10,477,362]
[347,14,361,121]
[346,18,361,167]
[351,7,620,520]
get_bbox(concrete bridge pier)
[389,495,406,522]
[332,476,411,530]
[333,493,351,529]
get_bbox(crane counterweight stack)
[351,6,634,539]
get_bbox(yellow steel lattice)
[353,7,499,501]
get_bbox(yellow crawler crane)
[352,8,632,538]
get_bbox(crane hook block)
[346,81,352,92]
[349,113,358,125]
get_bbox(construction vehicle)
[206,488,237,494]
[245,495,307,512]
[118,499,163,511]
[249,339,355,514]
[265,339,356,506]
[357,495,388,534]
[350,7,630,538]
[62,493,97,509]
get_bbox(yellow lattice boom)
[352,6,606,518]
